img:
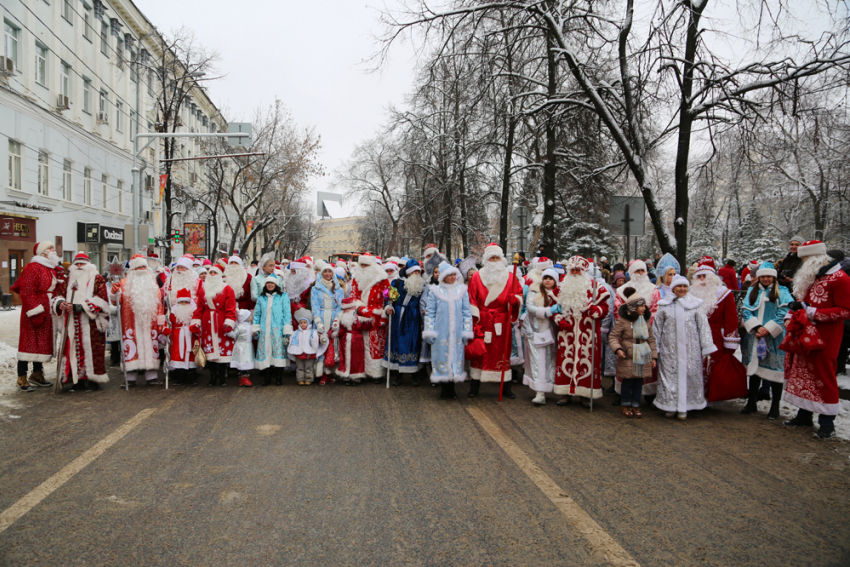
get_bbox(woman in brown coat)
[609,287,658,417]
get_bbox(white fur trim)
[283,324,293,335]
[462,331,474,340]
[423,247,439,258]
[524,374,555,393]
[26,305,45,318]
[17,352,53,362]
[251,324,261,334]
[783,390,839,416]
[36,241,54,256]
[470,304,480,318]
[797,242,826,257]
[129,256,148,270]
[743,317,761,333]
[702,344,719,357]
[764,320,783,338]
[190,319,201,327]
[628,260,647,276]
[553,384,603,398]
[157,315,166,326]
[358,255,377,266]
[422,330,438,341]
[482,245,504,262]
[756,267,777,278]
[224,319,236,329]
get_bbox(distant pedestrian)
[609,287,657,418]
[776,235,805,292]
[718,259,740,291]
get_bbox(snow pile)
[727,397,850,441]
[0,340,19,394]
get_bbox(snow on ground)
[726,397,850,441]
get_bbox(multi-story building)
[309,194,365,261]
[1,0,225,297]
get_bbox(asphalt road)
[1,368,849,566]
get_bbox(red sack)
[324,336,338,368]
[705,350,748,402]
[780,310,826,355]
[464,336,486,362]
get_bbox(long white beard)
[629,273,655,302]
[479,260,508,289]
[353,265,387,295]
[690,274,721,315]
[46,251,61,267]
[124,269,160,325]
[558,274,591,316]
[68,263,97,289]
[203,273,227,307]
[224,264,247,298]
[167,270,198,303]
[172,302,194,326]
[404,273,425,297]
[287,270,314,297]
[792,254,830,300]
[339,309,357,329]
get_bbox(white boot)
[532,392,546,405]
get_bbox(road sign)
[227,123,253,148]
[511,206,530,253]
[608,197,645,236]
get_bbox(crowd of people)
[10,235,850,438]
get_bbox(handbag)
[780,310,826,355]
[192,340,207,367]
[533,329,554,346]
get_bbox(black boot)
[219,365,228,387]
[262,369,272,386]
[784,409,814,427]
[757,381,771,401]
[171,369,185,386]
[468,379,480,398]
[502,380,516,400]
[207,363,218,387]
[741,375,760,414]
[439,382,448,400]
[186,369,198,386]
[392,373,402,387]
[446,382,457,400]
[275,369,283,386]
[767,382,783,420]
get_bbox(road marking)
[466,406,640,567]
[0,408,156,535]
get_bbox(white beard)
[628,273,655,302]
[203,273,227,308]
[690,273,722,315]
[479,260,508,289]
[224,264,247,299]
[404,273,425,297]
[526,268,543,286]
[792,254,830,300]
[166,270,198,303]
[558,273,591,316]
[172,302,194,326]
[287,270,315,298]
[338,309,357,330]
[68,263,97,290]
[353,265,387,295]
[124,269,160,325]
[46,251,61,267]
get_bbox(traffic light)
[172,229,182,244]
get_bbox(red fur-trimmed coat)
[164,311,197,369]
[111,277,166,372]
[52,264,109,383]
[467,271,524,382]
[330,310,370,380]
[192,284,237,363]
[553,283,610,398]
[12,256,61,363]
[784,265,850,416]
[702,289,745,398]
[233,274,255,312]
[351,275,390,378]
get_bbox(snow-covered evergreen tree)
[688,224,719,264]
[731,207,783,262]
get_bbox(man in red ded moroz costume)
[147,252,168,288]
[286,257,315,314]
[12,241,63,391]
[163,255,202,306]
[163,287,199,385]
[350,253,390,382]
[782,240,850,439]
[467,243,524,399]
[552,255,610,408]
[111,254,166,386]
[53,252,110,390]
[225,254,255,312]
[191,260,237,387]
[689,256,747,402]
[330,295,369,384]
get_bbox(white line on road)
[0,408,157,535]
[466,406,640,567]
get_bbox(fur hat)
[335,267,346,280]
[401,259,422,278]
[671,275,690,288]
[228,255,243,266]
[694,256,716,277]
[532,257,553,271]
[541,268,559,281]
[423,244,439,259]
[358,253,377,266]
[35,241,54,256]
[176,288,192,302]
[341,296,357,309]
[383,261,399,273]
[293,308,313,323]
[437,261,460,283]
[176,257,194,271]
[566,256,590,273]
[129,254,148,270]
[628,259,647,277]
[797,240,826,258]
[756,261,777,278]
[481,243,504,263]
[73,251,91,264]
[622,286,646,310]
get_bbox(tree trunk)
[499,115,516,252]
[541,27,557,259]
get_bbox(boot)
[262,369,272,386]
[757,381,771,401]
[784,409,814,427]
[16,375,35,392]
[446,382,457,399]
[532,392,546,406]
[186,369,198,386]
[207,364,218,387]
[171,369,185,386]
[411,374,420,387]
[741,375,760,415]
[392,374,403,387]
[502,381,516,400]
[467,379,480,398]
[28,369,52,387]
[219,366,228,387]
[439,382,448,400]
[275,370,283,386]
[239,375,253,387]
[767,382,783,420]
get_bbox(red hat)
[694,256,716,276]
[798,240,827,258]
[129,253,148,270]
[341,296,357,309]
[147,252,159,259]
[482,243,504,262]
[565,255,590,273]
[202,258,212,266]
[176,288,192,301]
[358,253,377,266]
[73,251,91,264]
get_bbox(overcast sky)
[137,0,416,210]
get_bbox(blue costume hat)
[656,253,680,277]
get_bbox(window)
[115,100,123,131]
[130,110,135,135]
[8,140,22,190]
[4,21,19,66]
[99,90,107,113]
[116,180,123,213]
[116,38,123,67]
[62,0,73,23]
[82,78,91,113]
[101,174,108,209]
[37,151,49,195]
[83,5,93,41]
[83,167,92,205]
[147,68,154,96]
[100,20,108,56]
[35,44,47,86]
[60,62,71,98]
[63,159,72,200]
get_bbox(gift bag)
[705,350,748,402]
[464,336,487,362]
[192,340,207,367]
[780,310,826,355]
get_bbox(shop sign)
[0,216,36,242]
